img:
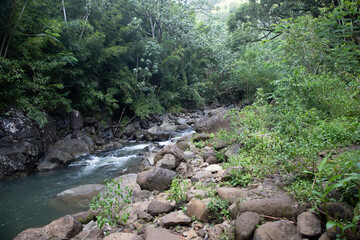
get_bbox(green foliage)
[166,177,191,204]
[226,170,253,187]
[207,196,230,220]
[90,178,133,229]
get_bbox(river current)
[0,130,193,239]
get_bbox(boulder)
[69,110,83,130]
[103,232,143,240]
[205,156,218,165]
[147,200,175,216]
[144,227,183,240]
[72,227,103,240]
[230,198,298,219]
[156,154,176,170]
[187,198,211,222]
[194,107,230,133]
[253,220,302,240]
[161,210,192,226]
[14,215,82,240]
[72,210,97,224]
[216,187,248,204]
[320,202,354,221]
[159,122,177,133]
[297,212,322,236]
[191,171,212,183]
[55,184,105,206]
[146,126,171,141]
[176,141,190,151]
[136,168,176,191]
[213,139,228,151]
[208,221,235,240]
[235,212,261,240]
[205,164,223,173]
[192,133,210,142]
[176,162,195,179]
[100,142,123,152]
[41,138,90,167]
[154,144,186,166]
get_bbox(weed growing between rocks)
[90,178,133,229]
[166,177,191,204]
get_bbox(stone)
[177,162,195,179]
[318,232,331,240]
[320,202,354,221]
[205,156,218,165]
[177,141,190,151]
[103,232,143,240]
[186,229,199,240]
[15,215,82,240]
[43,138,90,165]
[214,139,228,150]
[202,148,215,161]
[235,212,261,240]
[176,118,187,125]
[72,227,103,240]
[159,122,177,132]
[144,227,183,240]
[161,210,192,226]
[224,144,242,160]
[156,154,176,170]
[208,221,235,240]
[115,173,142,193]
[133,190,153,202]
[146,126,171,141]
[192,133,210,142]
[187,198,211,222]
[205,164,223,173]
[297,212,322,236]
[154,144,186,166]
[253,220,302,240]
[136,168,176,191]
[56,184,105,206]
[69,110,83,130]
[230,198,298,219]
[147,200,175,216]
[217,187,248,204]
[72,210,97,224]
[194,107,230,133]
[191,171,212,183]
[184,151,196,159]
[101,142,123,152]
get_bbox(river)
[0,130,193,239]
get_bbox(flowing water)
[0,130,193,240]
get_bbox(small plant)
[90,178,133,229]
[194,141,206,148]
[207,196,230,220]
[167,177,190,203]
[227,170,253,187]
[215,149,226,162]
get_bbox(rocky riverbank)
[14,106,340,240]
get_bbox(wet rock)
[156,154,176,170]
[192,133,210,142]
[136,168,176,191]
[187,198,211,222]
[297,212,322,236]
[147,200,175,216]
[159,122,177,133]
[56,184,105,206]
[230,198,298,219]
[146,126,171,141]
[208,221,235,240]
[194,107,230,133]
[41,138,90,167]
[253,220,302,240]
[235,212,260,240]
[154,144,186,166]
[103,232,143,240]
[216,187,248,204]
[161,210,192,226]
[144,227,183,240]
[100,142,123,152]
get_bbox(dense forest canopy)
[0,0,359,122]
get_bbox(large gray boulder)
[253,220,302,240]
[235,212,261,240]
[55,184,105,206]
[136,168,176,191]
[194,107,230,133]
[297,212,322,236]
[154,144,186,166]
[39,138,90,170]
